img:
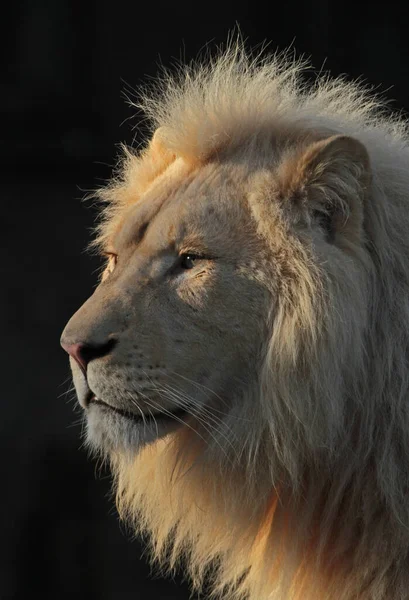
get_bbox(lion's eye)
[180,253,201,269]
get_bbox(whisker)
[161,381,239,446]
[144,396,221,457]
[66,417,85,429]
[168,371,254,423]
[148,381,237,464]
[169,370,229,406]
[58,375,74,388]
[124,390,152,438]
[138,372,226,449]
[58,386,76,400]
[146,406,159,439]
[158,379,240,444]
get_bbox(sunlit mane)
[93,44,409,599]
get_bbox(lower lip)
[88,396,189,424]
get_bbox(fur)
[86,44,409,598]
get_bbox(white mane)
[98,44,409,599]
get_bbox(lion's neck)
[112,434,409,600]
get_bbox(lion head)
[61,47,409,599]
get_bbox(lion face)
[61,159,270,454]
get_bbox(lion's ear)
[148,127,175,162]
[283,135,371,244]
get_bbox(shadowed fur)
[63,43,409,599]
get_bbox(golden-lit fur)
[64,44,409,599]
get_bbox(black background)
[4,2,409,599]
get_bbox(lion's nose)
[61,339,116,373]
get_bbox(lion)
[60,44,409,599]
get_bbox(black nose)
[61,339,117,373]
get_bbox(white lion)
[61,45,409,599]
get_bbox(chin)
[84,401,186,456]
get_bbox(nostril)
[80,339,117,365]
[61,339,117,373]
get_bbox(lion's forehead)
[112,162,254,256]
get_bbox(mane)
[99,44,409,599]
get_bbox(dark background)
[3,2,409,599]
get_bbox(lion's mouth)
[87,393,189,424]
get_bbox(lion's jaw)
[62,160,269,455]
